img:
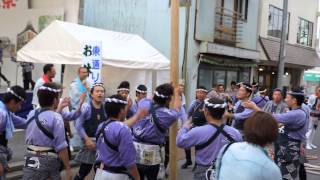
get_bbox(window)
[214,70,226,85]
[197,64,251,90]
[237,0,249,20]
[226,71,237,89]
[198,69,213,90]
[297,18,313,47]
[268,5,290,39]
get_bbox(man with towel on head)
[224,82,255,135]
[74,83,107,180]
[252,87,269,109]
[244,89,308,180]
[129,85,148,116]
[177,97,242,179]
[23,83,72,180]
[117,81,134,119]
[132,83,181,179]
[0,86,27,179]
[181,86,208,169]
[94,94,147,180]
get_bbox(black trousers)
[184,149,192,163]
[137,164,160,180]
[164,136,169,169]
[74,163,93,180]
[23,72,35,90]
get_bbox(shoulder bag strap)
[195,124,224,151]
[150,104,166,134]
[34,110,54,140]
[97,120,118,152]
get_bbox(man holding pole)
[132,83,180,179]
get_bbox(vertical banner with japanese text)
[82,41,102,84]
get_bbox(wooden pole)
[169,0,179,179]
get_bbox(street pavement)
[8,129,320,180]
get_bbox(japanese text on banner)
[82,41,102,84]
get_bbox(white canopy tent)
[17,20,170,96]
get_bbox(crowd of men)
[0,63,318,180]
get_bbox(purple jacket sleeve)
[61,109,81,121]
[234,108,254,121]
[0,111,6,132]
[52,113,68,152]
[75,103,90,139]
[179,106,188,122]
[12,113,27,129]
[187,100,197,118]
[176,127,204,149]
[273,110,305,126]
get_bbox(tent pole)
[169,0,179,179]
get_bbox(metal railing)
[214,6,244,46]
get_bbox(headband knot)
[154,91,169,98]
[259,89,267,93]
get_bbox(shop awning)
[200,54,257,68]
[259,37,320,68]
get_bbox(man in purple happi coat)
[177,97,242,179]
[132,83,181,179]
[23,83,72,180]
[0,86,26,179]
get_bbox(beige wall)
[30,0,79,23]
[259,0,318,48]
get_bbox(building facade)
[257,0,320,92]
[193,0,260,91]
[83,0,261,103]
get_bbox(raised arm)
[12,113,27,129]
[124,108,148,128]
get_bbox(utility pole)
[277,0,288,88]
[169,0,179,179]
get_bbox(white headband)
[259,89,267,93]
[154,91,169,98]
[196,89,208,93]
[237,83,252,91]
[117,88,130,92]
[39,86,61,93]
[105,98,128,104]
[93,83,104,87]
[7,88,25,101]
[204,99,227,109]
[136,88,147,94]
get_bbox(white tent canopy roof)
[17,20,170,70]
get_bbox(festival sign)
[82,41,102,84]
